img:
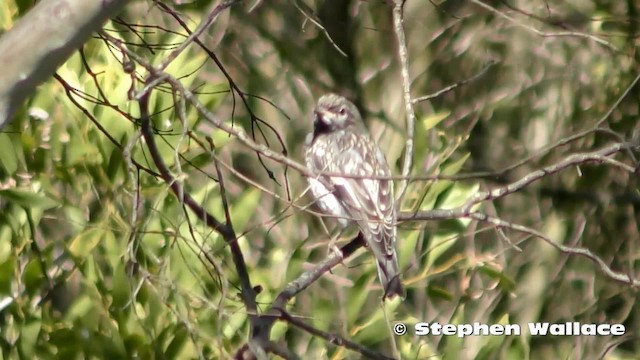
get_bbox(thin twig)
[392,0,418,202]
[469,0,619,52]
[249,235,366,351]
[400,142,635,221]
[137,82,259,336]
[465,142,634,211]
[468,212,640,286]
[397,142,639,286]
[292,0,348,57]
[155,1,290,184]
[156,0,240,72]
[412,60,499,104]
[279,310,395,360]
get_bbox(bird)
[304,93,404,300]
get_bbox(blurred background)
[0,0,638,358]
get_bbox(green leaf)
[442,153,470,176]
[164,325,189,359]
[64,135,103,166]
[422,111,450,131]
[428,285,454,301]
[230,188,261,230]
[187,152,214,169]
[111,262,132,310]
[48,328,78,349]
[346,275,374,324]
[425,231,459,271]
[271,321,289,341]
[0,189,59,210]
[284,242,307,284]
[64,295,95,324]
[480,264,516,292]
[438,182,480,219]
[68,228,108,259]
[18,320,41,359]
[22,259,44,294]
[351,306,393,344]
[0,133,18,176]
[398,228,421,272]
[0,257,16,294]
[63,206,88,233]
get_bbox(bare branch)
[455,66,640,179]
[466,142,635,210]
[469,212,640,286]
[399,142,639,287]
[279,310,395,360]
[401,142,636,220]
[392,0,418,202]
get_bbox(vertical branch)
[392,0,418,201]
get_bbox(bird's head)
[313,93,363,134]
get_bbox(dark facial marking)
[312,110,332,139]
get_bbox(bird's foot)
[327,237,344,275]
[329,241,343,260]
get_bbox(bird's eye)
[338,107,346,115]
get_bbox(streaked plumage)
[304,93,404,299]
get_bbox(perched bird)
[304,93,404,300]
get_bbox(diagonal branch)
[246,234,367,358]
[399,141,639,286]
[279,310,394,360]
[401,142,637,221]
[412,60,499,104]
[464,142,635,211]
[468,212,640,286]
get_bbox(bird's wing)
[324,132,397,258]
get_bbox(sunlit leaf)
[68,228,109,260]
[422,111,450,131]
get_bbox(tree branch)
[392,0,418,202]
[0,0,128,127]
[279,310,394,360]
[399,142,639,286]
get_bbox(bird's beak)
[313,110,323,125]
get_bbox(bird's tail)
[376,254,405,300]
